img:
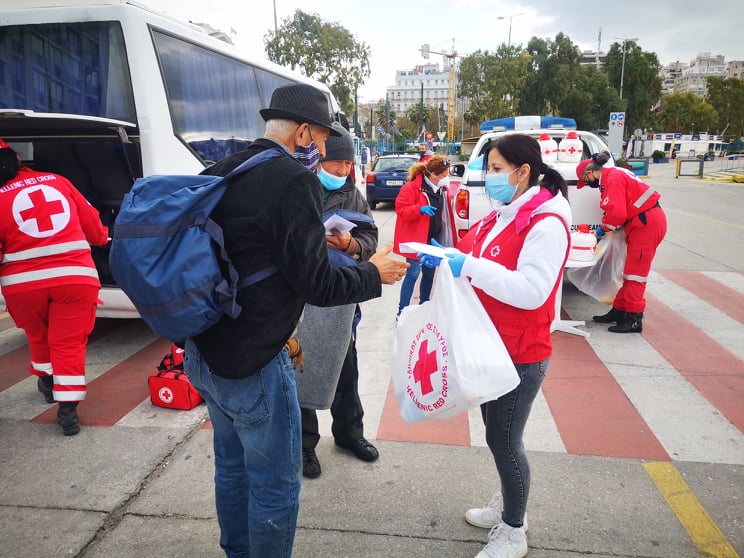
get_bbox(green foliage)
[706,77,744,135]
[264,10,370,115]
[603,41,662,132]
[652,150,666,160]
[655,93,718,132]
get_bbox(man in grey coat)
[298,124,380,478]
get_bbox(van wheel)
[368,200,377,210]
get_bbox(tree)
[655,93,718,132]
[557,64,621,131]
[264,10,370,115]
[520,33,582,116]
[603,41,662,133]
[706,77,744,136]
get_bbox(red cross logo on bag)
[158,387,174,404]
[412,340,438,395]
[13,185,71,238]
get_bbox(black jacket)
[193,138,382,378]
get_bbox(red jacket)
[0,167,109,295]
[394,173,449,258]
[599,167,661,231]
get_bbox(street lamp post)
[497,13,523,48]
[615,37,638,100]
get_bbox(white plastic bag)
[566,229,627,305]
[392,262,520,423]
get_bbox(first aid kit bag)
[148,346,203,410]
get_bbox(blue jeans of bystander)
[184,340,302,558]
[480,359,549,528]
[397,257,436,315]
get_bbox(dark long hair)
[0,148,20,184]
[483,134,568,199]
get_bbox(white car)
[450,119,614,240]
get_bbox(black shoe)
[335,437,379,462]
[37,376,54,403]
[592,307,624,323]
[302,448,321,478]
[57,402,80,436]
[608,312,643,333]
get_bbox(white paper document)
[324,214,357,236]
[399,242,450,258]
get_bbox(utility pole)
[615,37,638,100]
[497,13,523,48]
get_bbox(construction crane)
[420,42,458,143]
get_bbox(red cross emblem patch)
[13,185,71,238]
[404,322,449,414]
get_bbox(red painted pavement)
[543,328,670,460]
[377,378,471,446]
[31,337,171,427]
[643,293,744,433]
[0,318,124,392]
[657,270,744,324]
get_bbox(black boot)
[592,307,624,323]
[608,312,643,333]
[57,402,80,436]
[37,376,54,403]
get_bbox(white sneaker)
[465,494,528,531]
[475,522,528,558]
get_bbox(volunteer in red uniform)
[421,134,570,558]
[576,151,667,333]
[0,139,109,435]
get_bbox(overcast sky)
[144,0,743,103]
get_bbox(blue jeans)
[480,360,548,528]
[184,340,301,558]
[398,257,436,314]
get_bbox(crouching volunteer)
[421,134,570,558]
[182,84,409,558]
[0,138,109,436]
[297,123,380,479]
[576,151,667,333]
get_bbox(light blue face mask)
[317,167,347,190]
[485,168,518,202]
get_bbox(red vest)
[459,211,569,364]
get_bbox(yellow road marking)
[643,461,739,558]
[667,208,744,231]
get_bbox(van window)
[0,22,136,122]
[152,29,289,163]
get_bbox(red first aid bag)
[148,345,203,410]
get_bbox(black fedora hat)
[260,83,341,136]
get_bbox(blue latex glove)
[445,252,467,277]
[418,253,442,268]
[430,239,466,277]
[420,205,437,217]
[595,227,606,240]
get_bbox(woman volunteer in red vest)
[576,151,667,333]
[0,139,109,435]
[422,134,570,558]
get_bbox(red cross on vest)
[20,188,66,232]
[412,339,438,395]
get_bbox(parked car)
[364,154,419,209]
[450,125,614,239]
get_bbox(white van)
[0,0,345,317]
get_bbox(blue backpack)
[110,148,286,342]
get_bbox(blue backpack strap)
[224,147,288,180]
[236,265,280,290]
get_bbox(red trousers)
[614,206,667,313]
[5,284,98,402]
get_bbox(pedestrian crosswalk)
[1,269,743,467]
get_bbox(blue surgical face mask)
[317,166,346,190]
[484,168,518,202]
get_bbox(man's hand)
[369,242,410,285]
[326,229,352,251]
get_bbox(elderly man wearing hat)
[296,123,380,480]
[183,83,409,558]
[576,151,667,333]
